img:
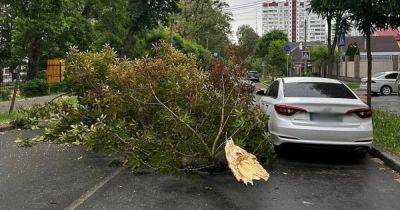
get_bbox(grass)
[345,82,360,90]
[373,110,400,157]
[0,111,17,124]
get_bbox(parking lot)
[1,130,400,210]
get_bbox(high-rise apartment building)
[262,0,327,43]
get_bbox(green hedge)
[20,79,49,97]
[0,89,11,101]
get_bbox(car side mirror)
[256,89,267,96]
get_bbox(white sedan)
[258,77,373,155]
[360,71,399,95]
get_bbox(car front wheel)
[381,86,392,96]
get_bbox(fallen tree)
[12,43,273,182]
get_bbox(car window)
[373,72,386,78]
[267,81,279,98]
[385,73,398,79]
[283,82,357,99]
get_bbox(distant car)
[258,77,373,156]
[247,71,260,83]
[360,71,399,95]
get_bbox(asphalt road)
[1,130,400,210]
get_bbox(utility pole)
[303,17,307,76]
[286,54,289,77]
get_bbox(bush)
[17,44,273,174]
[20,79,49,97]
[0,89,11,101]
[49,81,68,93]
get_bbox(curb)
[370,146,400,173]
[0,124,13,132]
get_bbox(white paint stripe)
[65,167,124,210]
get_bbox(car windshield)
[248,72,258,77]
[284,82,357,99]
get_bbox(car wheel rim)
[382,87,391,95]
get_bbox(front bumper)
[360,83,380,93]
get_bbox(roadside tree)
[309,0,350,77]
[237,25,259,53]
[176,0,231,56]
[345,0,400,107]
[256,30,288,58]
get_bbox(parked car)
[360,71,399,95]
[247,71,260,83]
[257,77,373,156]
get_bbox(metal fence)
[1,67,29,93]
[1,61,63,93]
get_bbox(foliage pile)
[14,44,273,174]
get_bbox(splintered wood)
[225,139,270,185]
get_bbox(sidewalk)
[0,94,60,113]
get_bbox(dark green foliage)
[346,42,360,60]
[49,81,68,94]
[122,0,180,56]
[176,0,231,57]
[20,79,49,97]
[244,56,263,73]
[237,25,259,52]
[131,29,212,68]
[0,89,11,101]
[256,30,288,58]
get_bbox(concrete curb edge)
[370,146,400,173]
[0,124,13,132]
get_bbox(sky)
[225,0,265,42]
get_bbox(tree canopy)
[237,25,259,52]
[344,0,400,106]
[176,0,232,56]
[256,30,288,58]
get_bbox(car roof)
[282,77,342,84]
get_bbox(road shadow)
[275,144,366,166]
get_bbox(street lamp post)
[286,53,289,77]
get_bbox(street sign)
[283,45,291,53]
[338,33,346,47]
[302,51,310,59]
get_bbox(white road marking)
[64,167,124,210]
